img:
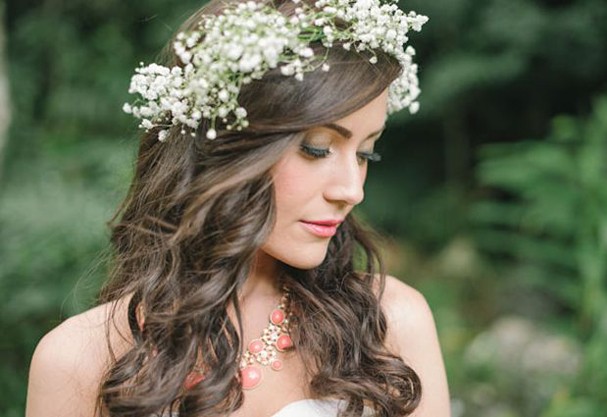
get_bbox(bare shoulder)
[26,296,133,417]
[380,275,434,342]
[380,275,451,417]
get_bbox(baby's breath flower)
[206,128,217,140]
[124,0,428,141]
[409,101,420,114]
[235,107,247,118]
[158,130,169,142]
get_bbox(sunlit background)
[1,0,606,416]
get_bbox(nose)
[323,155,365,206]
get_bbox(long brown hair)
[98,0,422,416]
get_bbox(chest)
[228,352,310,417]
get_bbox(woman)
[26,0,450,416]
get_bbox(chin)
[261,245,329,271]
[284,255,327,271]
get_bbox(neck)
[239,251,282,303]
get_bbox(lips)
[300,219,343,238]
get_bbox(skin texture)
[260,91,387,270]
[26,91,451,417]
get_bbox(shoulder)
[380,275,433,341]
[379,276,437,364]
[379,275,451,417]
[26,297,133,417]
[380,276,436,354]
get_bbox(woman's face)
[260,89,388,270]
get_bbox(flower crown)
[123,0,428,141]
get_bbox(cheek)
[273,171,301,205]
[272,156,320,214]
[261,157,331,269]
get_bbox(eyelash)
[300,144,331,158]
[358,151,382,163]
[300,144,382,163]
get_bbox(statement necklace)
[183,290,295,391]
[239,290,294,390]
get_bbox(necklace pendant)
[239,289,293,390]
[270,308,286,325]
[248,338,264,354]
[240,365,263,390]
[270,359,283,371]
[183,371,205,390]
[276,334,293,352]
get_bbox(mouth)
[300,219,343,238]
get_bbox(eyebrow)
[322,122,385,140]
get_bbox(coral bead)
[271,359,283,371]
[240,365,262,390]
[270,309,285,325]
[183,372,205,390]
[248,339,264,354]
[276,334,293,352]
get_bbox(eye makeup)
[298,128,332,159]
[357,151,382,163]
[298,126,383,163]
[300,143,331,158]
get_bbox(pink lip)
[300,219,343,238]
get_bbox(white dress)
[271,399,375,417]
[161,398,375,417]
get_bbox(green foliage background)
[1,0,606,415]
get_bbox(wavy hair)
[97,0,422,416]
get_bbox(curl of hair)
[98,1,421,416]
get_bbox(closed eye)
[357,151,382,163]
[300,144,331,159]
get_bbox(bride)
[26,0,450,416]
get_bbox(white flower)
[235,107,247,118]
[158,130,169,142]
[226,44,244,60]
[124,0,428,141]
[239,54,262,72]
[218,106,229,118]
[280,65,295,76]
[300,47,314,58]
[409,101,420,114]
[218,89,230,102]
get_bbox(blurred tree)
[473,96,607,331]
[363,0,607,252]
[472,95,607,415]
[0,0,10,178]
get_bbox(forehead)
[330,90,389,138]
